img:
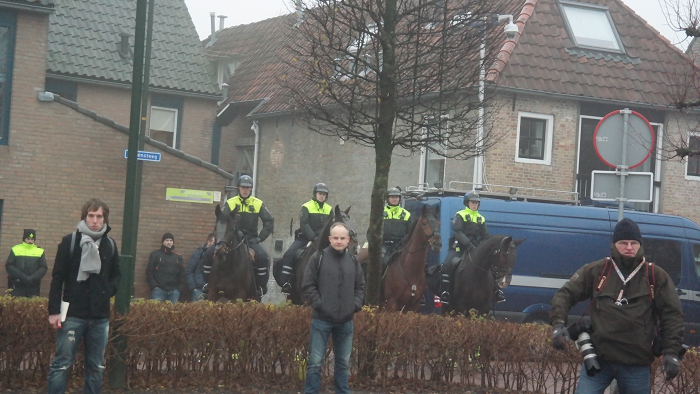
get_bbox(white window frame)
[418,115,449,187]
[149,105,178,148]
[559,1,624,53]
[685,132,700,181]
[515,112,554,165]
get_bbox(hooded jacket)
[302,246,365,323]
[550,246,684,365]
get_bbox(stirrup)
[281,282,292,294]
[494,289,506,303]
[440,291,450,305]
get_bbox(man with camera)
[549,218,684,393]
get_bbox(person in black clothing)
[146,232,185,303]
[302,222,365,394]
[47,198,121,394]
[187,233,215,301]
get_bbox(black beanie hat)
[162,232,175,243]
[23,229,36,241]
[612,218,642,243]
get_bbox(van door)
[682,243,700,346]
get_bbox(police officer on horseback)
[439,191,503,305]
[383,187,411,266]
[222,175,274,297]
[279,183,332,294]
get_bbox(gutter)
[251,120,260,196]
[0,1,54,13]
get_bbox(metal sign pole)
[617,108,631,221]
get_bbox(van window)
[643,239,681,286]
[693,244,700,278]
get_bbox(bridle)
[406,213,441,253]
[466,239,515,280]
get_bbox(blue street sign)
[124,149,161,162]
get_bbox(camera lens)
[575,332,602,376]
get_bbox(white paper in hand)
[60,301,69,322]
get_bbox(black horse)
[208,204,259,302]
[442,235,525,316]
[287,205,357,305]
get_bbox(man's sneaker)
[440,291,451,305]
[494,289,506,303]
[281,282,292,294]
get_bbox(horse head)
[332,205,359,255]
[489,236,525,289]
[419,204,442,252]
[214,204,241,255]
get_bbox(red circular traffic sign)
[593,110,654,169]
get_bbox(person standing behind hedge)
[47,198,121,394]
[6,229,47,297]
[146,232,185,303]
[302,222,365,394]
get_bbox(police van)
[402,183,700,346]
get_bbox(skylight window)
[560,2,622,52]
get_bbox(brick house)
[0,0,233,298]
[204,0,700,262]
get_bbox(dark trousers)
[249,242,270,292]
[8,281,40,297]
[279,238,309,284]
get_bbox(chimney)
[210,12,217,44]
[118,32,131,59]
[218,15,227,31]
[221,83,229,101]
[294,1,304,27]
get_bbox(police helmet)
[313,183,329,196]
[463,191,481,206]
[387,187,402,200]
[238,175,254,188]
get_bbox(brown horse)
[380,204,441,312]
[208,204,259,302]
[288,205,357,305]
[442,235,524,316]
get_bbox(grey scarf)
[76,221,107,282]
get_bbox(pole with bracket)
[617,108,631,221]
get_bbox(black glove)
[551,324,570,350]
[22,276,34,285]
[662,353,680,381]
[249,237,261,244]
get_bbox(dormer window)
[559,1,623,52]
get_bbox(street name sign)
[124,149,161,162]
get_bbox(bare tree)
[281,0,510,305]
[660,0,700,161]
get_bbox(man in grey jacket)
[302,222,365,394]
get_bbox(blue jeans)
[191,288,205,301]
[304,319,354,394]
[151,287,180,303]
[576,361,651,394]
[47,317,110,394]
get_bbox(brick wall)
[0,11,231,297]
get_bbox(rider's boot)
[281,282,292,294]
[494,289,506,303]
[439,260,452,305]
[280,266,293,294]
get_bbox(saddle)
[425,255,462,294]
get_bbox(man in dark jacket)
[146,232,185,303]
[47,198,121,394]
[550,218,684,393]
[302,222,365,394]
[186,233,214,301]
[6,229,47,297]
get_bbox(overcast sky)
[183,0,691,51]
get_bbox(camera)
[567,323,602,376]
[503,21,519,39]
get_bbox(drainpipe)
[251,120,260,196]
[473,33,486,189]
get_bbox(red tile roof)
[214,0,697,116]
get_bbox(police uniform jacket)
[48,227,121,319]
[383,205,411,244]
[300,200,332,241]
[225,195,274,242]
[6,242,47,287]
[146,246,186,292]
[451,208,489,250]
[550,247,684,366]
